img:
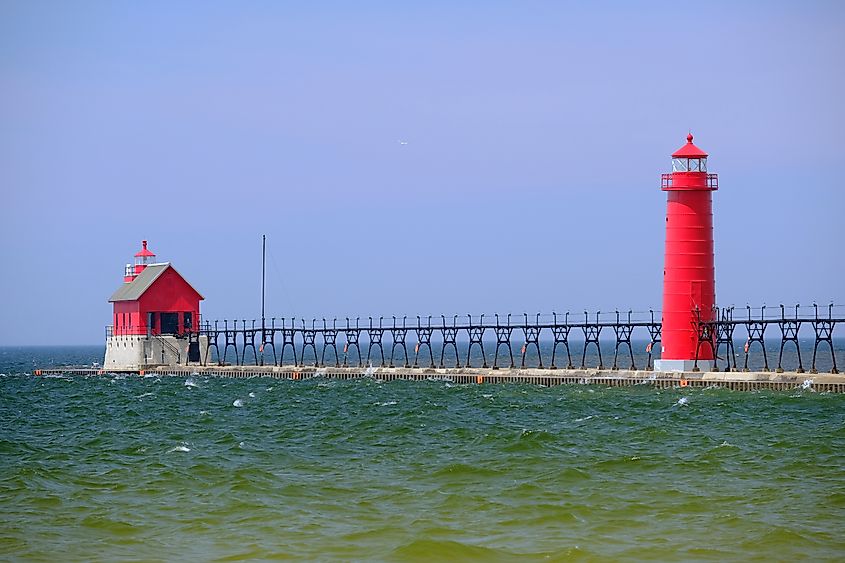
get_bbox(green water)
[2,362,845,560]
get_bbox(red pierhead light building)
[109,240,203,336]
[655,134,719,372]
[105,241,204,369]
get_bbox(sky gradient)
[1,1,843,345]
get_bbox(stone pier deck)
[35,365,845,392]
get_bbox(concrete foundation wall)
[104,335,144,370]
[104,335,207,370]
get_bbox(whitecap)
[233,399,245,408]
[238,441,245,448]
[675,397,689,407]
[248,392,256,398]
[636,374,657,385]
[426,376,442,382]
[184,378,199,388]
[801,379,814,391]
[168,445,190,453]
[266,386,274,391]
[574,415,594,423]
[375,400,398,406]
[136,392,154,399]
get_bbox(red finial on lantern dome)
[672,132,708,158]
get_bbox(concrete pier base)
[654,359,713,372]
[36,364,845,392]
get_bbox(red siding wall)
[113,301,141,334]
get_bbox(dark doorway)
[188,342,200,362]
[147,312,155,336]
[160,312,179,335]
[183,312,193,332]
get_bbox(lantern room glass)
[672,157,707,172]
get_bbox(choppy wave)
[1,363,844,561]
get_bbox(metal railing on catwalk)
[185,304,844,374]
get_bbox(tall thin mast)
[261,234,266,328]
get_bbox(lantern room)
[671,133,708,171]
[661,134,719,191]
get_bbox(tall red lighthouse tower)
[655,133,719,372]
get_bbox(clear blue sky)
[1,1,843,345]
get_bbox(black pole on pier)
[260,234,266,365]
[261,234,266,325]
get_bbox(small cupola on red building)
[124,240,158,283]
[109,240,204,336]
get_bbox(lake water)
[2,346,844,560]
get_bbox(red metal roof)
[134,240,156,258]
[671,133,708,158]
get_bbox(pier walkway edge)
[34,366,845,393]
